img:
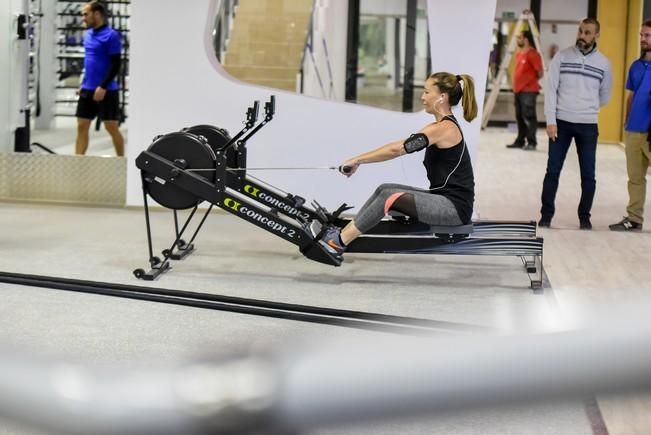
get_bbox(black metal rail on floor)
[0,271,486,335]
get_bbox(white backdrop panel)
[127,0,496,210]
[427,0,497,164]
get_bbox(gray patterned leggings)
[353,183,462,233]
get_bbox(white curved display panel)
[127,0,496,209]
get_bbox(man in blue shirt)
[609,20,651,232]
[74,1,124,156]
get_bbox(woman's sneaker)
[307,220,347,257]
[609,217,642,232]
[319,226,347,256]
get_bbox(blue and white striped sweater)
[545,46,612,124]
[560,62,605,81]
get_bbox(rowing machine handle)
[339,165,353,175]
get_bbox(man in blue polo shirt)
[74,0,124,156]
[609,20,651,232]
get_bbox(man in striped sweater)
[539,18,612,230]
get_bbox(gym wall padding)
[126,0,497,209]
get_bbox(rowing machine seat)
[387,211,473,237]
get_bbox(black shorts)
[75,89,121,121]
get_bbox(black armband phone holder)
[403,133,429,154]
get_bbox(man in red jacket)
[506,30,544,150]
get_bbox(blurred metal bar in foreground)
[279,320,651,430]
[2,314,651,434]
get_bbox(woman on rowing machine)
[314,72,478,258]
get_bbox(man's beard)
[641,43,650,54]
[576,39,594,52]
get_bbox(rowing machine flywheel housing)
[143,132,216,209]
[182,125,231,153]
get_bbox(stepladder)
[481,10,545,129]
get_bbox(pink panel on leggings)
[384,192,406,215]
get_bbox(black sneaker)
[538,218,551,228]
[506,142,524,149]
[522,143,537,151]
[579,219,592,230]
[609,217,642,232]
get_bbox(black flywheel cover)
[183,125,231,153]
[144,132,216,210]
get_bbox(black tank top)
[423,115,474,224]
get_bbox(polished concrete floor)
[1,125,650,434]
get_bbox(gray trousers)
[514,92,538,145]
[354,183,462,233]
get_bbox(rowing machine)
[133,97,543,289]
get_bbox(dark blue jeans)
[540,119,599,221]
